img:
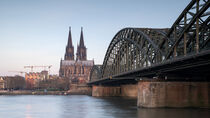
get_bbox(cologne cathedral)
[59,27,94,84]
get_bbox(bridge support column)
[121,84,137,98]
[137,80,210,108]
[92,85,121,97]
[92,84,138,98]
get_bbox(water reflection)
[60,96,210,118]
[137,108,210,118]
[59,96,137,118]
[0,95,209,118]
[25,104,32,118]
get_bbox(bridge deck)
[88,50,210,85]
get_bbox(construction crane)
[24,65,52,74]
[8,71,27,77]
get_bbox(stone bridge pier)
[91,78,210,108]
[137,79,210,108]
[92,84,138,98]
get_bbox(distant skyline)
[0,0,190,76]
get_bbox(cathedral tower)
[65,27,74,60]
[60,27,94,84]
[76,27,87,60]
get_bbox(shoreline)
[0,90,69,95]
[0,90,92,95]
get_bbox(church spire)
[65,27,74,60]
[79,27,85,47]
[67,27,73,47]
[76,27,87,61]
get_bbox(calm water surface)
[0,95,209,118]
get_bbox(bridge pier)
[91,79,210,108]
[92,85,121,97]
[121,84,137,98]
[92,84,138,97]
[137,79,210,108]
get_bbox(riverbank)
[0,90,68,95]
[0,85,92,95]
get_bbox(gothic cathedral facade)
[59,27,94,84]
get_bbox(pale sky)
[0,0,190,76]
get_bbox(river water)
[0,95,209,118]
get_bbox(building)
[0,77,5,89]
[25,70,48,89]
[1,76,25,90]
[59,27,94,84]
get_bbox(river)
[0,95,209,118]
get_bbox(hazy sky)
[0,0,190,76]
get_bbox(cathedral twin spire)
[65,27,87,61]
[67,27,73,48]
[79,27,84,47]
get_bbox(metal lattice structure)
[101,28,169,78]
[165,0,210,59]
[89,65,102,82]
[89,0,210,84]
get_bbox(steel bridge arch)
[89,65,102,82]
[89,0,210,83]
[164,0,210,59]
[101,28,169,79]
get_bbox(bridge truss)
[89,0,210,85]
